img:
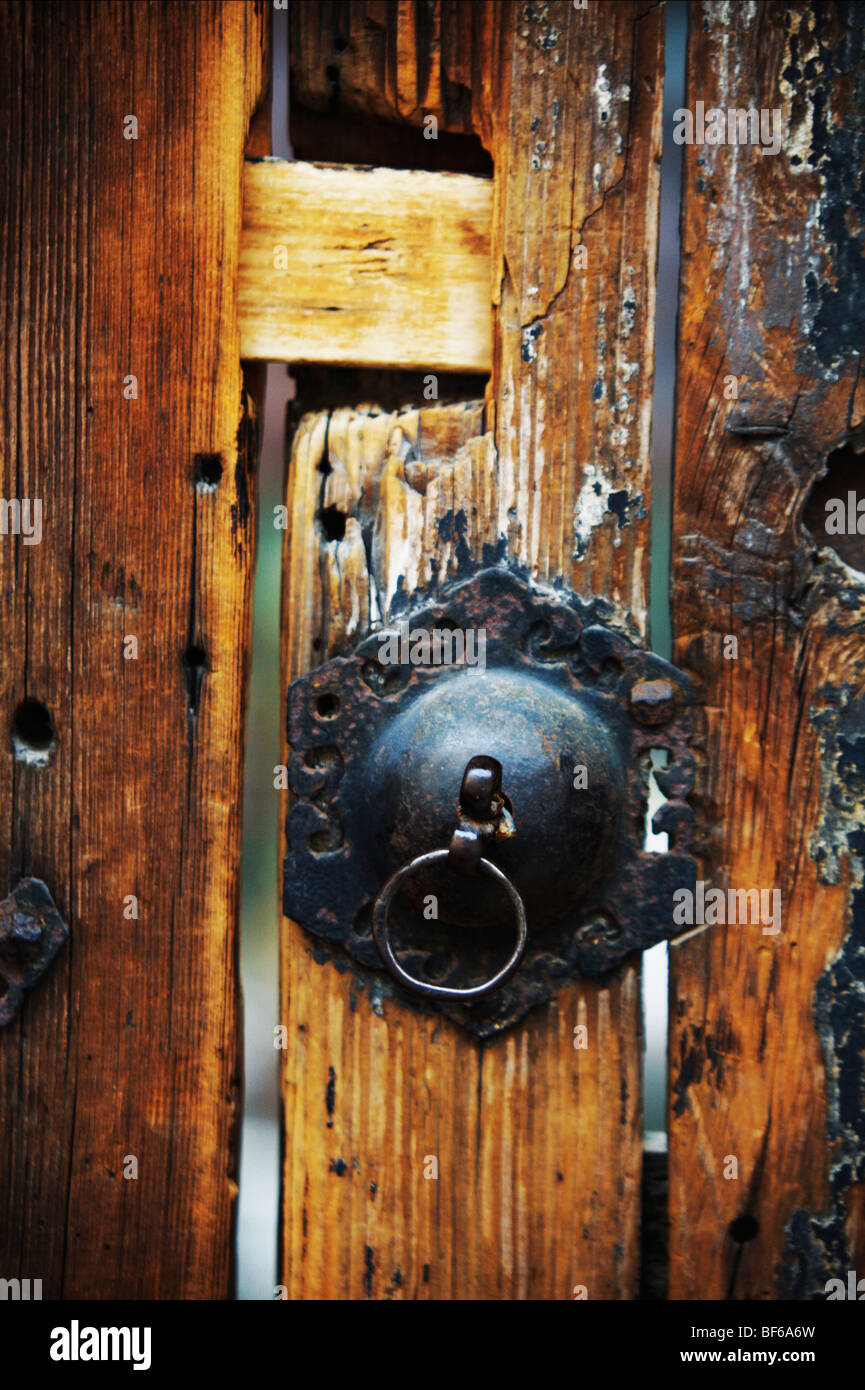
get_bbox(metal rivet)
[630,678,675,727]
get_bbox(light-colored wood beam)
[238,158,492,372]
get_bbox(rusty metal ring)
[372,849,528,1001]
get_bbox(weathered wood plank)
[239,159,492,370]
[281,0,664,1300]
[280,402,645,1299]
[290,0,662,613]
[669,0,865,1300]
[0,0,267,1298]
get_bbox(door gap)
[640,0,688,1299]
[236,2,291,1302]
[291,105,493,175]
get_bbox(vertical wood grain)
[669,0,865,1299]
[0,0,268,1298]
[281,0,664,1299]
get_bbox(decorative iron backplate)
[0,878,69,1026]
[284,567,698,1037]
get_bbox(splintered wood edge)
[280,400,644,1300]
[238,159,493,371]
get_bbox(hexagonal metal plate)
[284,567,698,1037]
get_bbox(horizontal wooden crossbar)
[238,158,493,372]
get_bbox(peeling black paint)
[521,321,543,363]
[779,686,865,1298]
[607,488,645,530]
[329,1157,347,1176]
[794,6,865,375]
[435,508,472,571]
[480,536,509,568]
[363,1244,375,1296]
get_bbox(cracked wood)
[281,0,663,1300]
[669,0,865,1301]
[0,0,267,1298]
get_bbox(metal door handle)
[372,758,528,1000]
[284,567,697,1036]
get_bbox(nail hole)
[728,1213,759,1243]
[11,698,57,766]
[182,644,208,717]
[316,506,347,542]
[352,906,372,938]
[315,693,340,719]
[307,825,343,853]
[334,35,349,52]
[303,743,342,775]
[193,452,224,493]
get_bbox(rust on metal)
[284,567,698,1036]
[630,678,676,728]
[0,878,69,1026]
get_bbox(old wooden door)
[2,0,863,1309]
[270,0,864,1302]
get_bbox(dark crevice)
[729,1212,760,1244]
[639,1148,669,1299]
[193,451,223,492]
[726,1212,760,1300]
[290,105,492,176]
[290,366,488,419]
[316,504,347,543]
[182,643,208,719]
[11,697,57,766]
[802,439,865,574]
[287,41,492,429]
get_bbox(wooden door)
[1,0,863,1308]
[274,0,864,1303]
[274,0,663,1301]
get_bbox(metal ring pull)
[371,756,527,1000]
[372,848,528,1001]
